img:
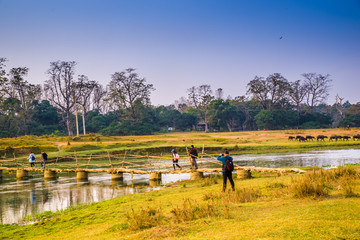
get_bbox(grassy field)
[1,166,360,239]
[1,128,360,160]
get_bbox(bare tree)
[288,79,308,114]
[74,75,99,135]
[91,84,108,113]
[266,73,290,109]
[107,68,155,121]
[174,96,189,113]
[44,61,77,136]
[302,73,332,112]
[187,85,214,132]
[335,94,345,121]
[246,76,268,109]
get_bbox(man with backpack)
[28,152,35,167]
[217,150,235,192]
[171,149,182,170]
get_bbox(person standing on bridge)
[41,151,48,168]
[189,145,198,169]
[28,152,35,167]
[171,149,182,170]
[217,150,235,192]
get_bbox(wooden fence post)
[108,151,113,169]
[87,154,92,169]
[75,151,78,169]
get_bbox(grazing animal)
[354,135,360,141]
[297,136,306,142]
[295,136,304,141]
[329,135,341,141]
[306,136,315,141]
[342,136,351,141]
[288,136,295,141]
[317,135,328,141]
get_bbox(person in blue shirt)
[217,150,235,192]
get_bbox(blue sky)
[1,0,359,105]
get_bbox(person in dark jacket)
[41,151,48,168]
[217,150,235,192]
[189,145,198,169]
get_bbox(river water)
[1,149,359,224]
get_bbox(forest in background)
[0,58,359,138]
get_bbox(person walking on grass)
[189,145,198,169]
[171,149,182,170]
[41,151,48,168]
[28,152,35,167]
[217,150,235,192]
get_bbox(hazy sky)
[1,0,359,105]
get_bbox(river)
[1,149,359,224]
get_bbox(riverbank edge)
[1,166,360,239]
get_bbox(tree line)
[0,58,359,138]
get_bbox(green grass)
[1,128,360,168]
[1,167,360,239]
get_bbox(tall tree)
[92,84,108,113]
[107,68,155,121]
[44,61,77,136]
[8,67,41,135]
[247,73,289,110]
[302,73,332,112]
[288,79,308,114]
[74,75,99,135]
[335,94,345,121]
[0,58,9,105]
[187,85,214,132]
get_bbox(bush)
[126,207,164,230]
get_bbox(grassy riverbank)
[1,128,360,160]
[1,166,360,239]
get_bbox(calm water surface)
[1,149,359,224]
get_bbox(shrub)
[126,207,164,230]
[170,198,218,223]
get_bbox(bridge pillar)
[16,169,29,179]
[237,169,251,179]
[149,179,160,187]
[44,170,57,180]
[111,172,123,180]
[76,171,88,180]
[149,172,161,181]
[190,171,204,180]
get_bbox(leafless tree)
[174,96,189,113]
[91,84,108,113]
[288,79,308,114]
[335,94,345,121]
[302,73,332,112]
[74,75,99,135]
[107,68,155,121]
[187,84,214,132]
[44,61,77,136]
[0,58,8,104]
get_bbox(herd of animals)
[288,134,360,142]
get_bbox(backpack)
[174,153,180,160]
[225,156,234,172]
[31,155,35,161]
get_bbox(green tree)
[255,110,276,130]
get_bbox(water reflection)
[1,149,360,224]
